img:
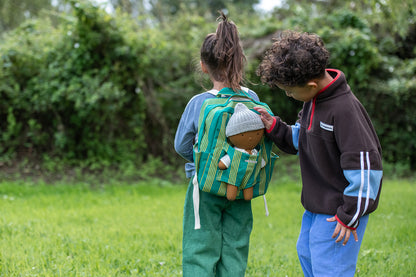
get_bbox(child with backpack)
[254,30,383,276]
[174,12,269,277]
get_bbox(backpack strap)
[216,87,252,99]
[206,89,219,96]
[206,87,250,98]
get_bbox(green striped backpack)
[193,87,278,199]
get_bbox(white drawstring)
[192,174,201,229]
[263,195,269,217]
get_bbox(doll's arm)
[218,154,231,170]
[219,160,227,170]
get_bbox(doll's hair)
[257,30,330,87]
[200,11,246,92]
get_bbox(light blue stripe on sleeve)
[291,122,300,151]
[343,169,383,200]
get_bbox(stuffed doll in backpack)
[218,103,266,201]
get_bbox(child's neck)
[212,80,228,91]
[316,71,334,92]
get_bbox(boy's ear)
[200,61,208,73]
[306,80,319,90]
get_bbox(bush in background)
[0,0,415,178]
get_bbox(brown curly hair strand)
[257,30,330,88]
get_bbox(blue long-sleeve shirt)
[174,88,259,178]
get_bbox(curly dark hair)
[257,30,330,87]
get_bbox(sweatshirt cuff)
[335,215,357,231]
[266,117,277,133]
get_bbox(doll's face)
[228,129,264,151]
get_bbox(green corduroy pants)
[182,177,253,277]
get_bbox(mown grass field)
[0,176,415,276]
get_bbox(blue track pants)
[297,210,369,277]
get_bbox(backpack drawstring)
[263,195,269,217]
[192,174,201,229]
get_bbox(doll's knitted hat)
[226,103,265,137]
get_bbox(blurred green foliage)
[0,0,415,174]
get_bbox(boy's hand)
[253,107,274,130]
[327,216,358,246]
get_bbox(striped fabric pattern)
[193,88,278,199]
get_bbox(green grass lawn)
[0,178,415,276]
